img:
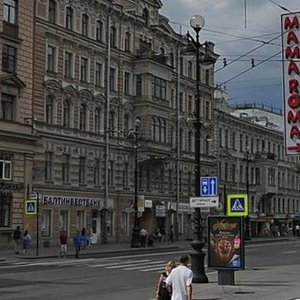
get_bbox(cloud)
[161,0,299,107]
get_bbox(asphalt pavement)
[1,237,298,300]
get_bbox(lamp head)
[190,15,205,31]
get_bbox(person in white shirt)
[165,255,193,300]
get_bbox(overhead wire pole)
[174,26,182,242]
[103,2,114,245]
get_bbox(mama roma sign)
[282,12,300,155]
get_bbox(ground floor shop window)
[41,209,52,237]
[106,211,114,236]
[0,192,11,227]
[121,212,130,236]
[76,210,85,230]
[59,210,69,234]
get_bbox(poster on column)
[208,216,244,270]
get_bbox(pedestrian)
[73,231,82,258]
[59,230,68,258]
[140,228,148,248]
[156,260,176,300]
[86,227,92,250]
[168,225,174,244]
[22,230,31,255]
[165,255,193,300]
[81,227,87,250]
[13,225,22,254]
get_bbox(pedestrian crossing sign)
[25,200,37,215]
[227,194,248,216]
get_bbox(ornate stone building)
[31,0,218,245]
[216,93,300,237]
[0,0,38,245]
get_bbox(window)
[47,45,56,73]
[205,69,210,85]
[255,167,261,185]
[48,0,57,24]
[110,68,116,91]
[110,26,117,48]
[188,61,193,78]
[94,158,101,186]
[45,95,54,124]
[79,104,86,130]
[95,63,102,87]
[65,7,73,30]
[232,164,236,182]
[2,45,16,73]
[64,52,73,78]
[62,154,70,183]
[79,157,86,184]
[188,131,193,152]
[63,99,70,127]
[122,163,129,189]
[125,32,131,51]
[232,132,236,150]
[76,211,85,231]
[0,153,12,180]
[109,111,115,136]
[45,152,52,181]
[41,210,51,237]
[124,72,130,95]
[179,92,183,112]
[136,75,142,96]
[82,14,89,36]
[268,167,275,186]
[4,0,17,24]
[96,20,103,41]
[108,161,114,187]
[225,130,229,148]
[80,57,88,82]
[123,114,129,136]
[239,134,243,152]
[152,76,166,100]
[188,95,193,114]
[59,210,69,233]
[1,94,14,121]
[205,101,210,120]
[94,108,101,133]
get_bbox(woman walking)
[22,230,31,255]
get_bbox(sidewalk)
[0,237,291,261]
[193,264,300,300]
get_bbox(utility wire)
[265,0,292,12]
[215,30,284,73]
[220,50,282,86]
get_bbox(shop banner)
[208,216,244,270]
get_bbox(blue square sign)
[200,176,218,197]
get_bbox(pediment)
[0,74,26,89]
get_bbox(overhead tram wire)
[219,50,282,86]
[265,0,292,13]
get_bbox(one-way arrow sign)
[190,196,219,208]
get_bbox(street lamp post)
[244,148,252,240]
[188,15,209,284]
[131,119,141,248]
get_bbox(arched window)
[48,0,57,24]
[45,95,54,124]
[79,104,86,130]
[65,6,73,30]
[96,20,103,41]
[110,26,117,48]
[63,99,70,127]
[81,14,89,36]
[95,108,101,133]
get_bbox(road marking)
[123,261,165,270]
[105,260,155,269]
[90,259,150,268]
[282,250,297,254]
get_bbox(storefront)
[39,194,105,246]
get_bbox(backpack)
[158,272,171,300]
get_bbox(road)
[0,240,299,300]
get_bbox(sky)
[161,0,300,110]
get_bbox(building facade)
[31,0,217,245]
[0,0,39,245]
[216,94,300,237]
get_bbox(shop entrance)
[91,210,101,244]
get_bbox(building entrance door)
[91,210,101,244]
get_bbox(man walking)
[73,231,82,258]
[13,226,21,254]
[59,230,68,258]
[165,255,193,300]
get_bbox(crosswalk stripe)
[122,261,165,270]
[90,259,150,268]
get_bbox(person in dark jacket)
[13,226,21,254]
[73,231,82,258]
